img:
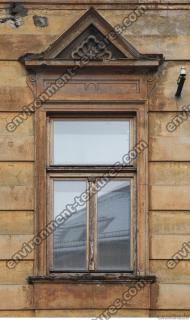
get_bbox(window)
[47,117,136,273]
[52,120,131,165]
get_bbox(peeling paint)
[8,3,28,18]
[0,3,27,28]
[33,15,48,28]
[0,15,22,28]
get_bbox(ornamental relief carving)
[71,35,112,61]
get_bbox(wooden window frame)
[34,103,149,281]
[22,5,163,285]
[47,173,136,274]
[47,115,136,274]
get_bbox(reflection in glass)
[97,180,131,271]
[53,180,87,271]
[53,120,130,165]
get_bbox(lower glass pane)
[53,180,87,271]
[97,180,131,271]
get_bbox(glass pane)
[53,120,130,165]
[97,180,131,271]
[53,180,87,271]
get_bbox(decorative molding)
[42,77,141,101]
[26,72,37,99]
[71,35,112,61]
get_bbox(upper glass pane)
[53,120,130,165]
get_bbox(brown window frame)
[35,103,149,280]
[47,173,136,274]
[47,115,136,274]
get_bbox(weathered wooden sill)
[28,274,156,284]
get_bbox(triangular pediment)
[42,7,141,60]
[21,7,164,67]
[56,24,126,60]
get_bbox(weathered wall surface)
[0,0,190,316]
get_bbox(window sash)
[47,114,137,274]
[47,173,136,273]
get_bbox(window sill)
[28,273,156,284]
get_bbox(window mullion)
[88,180,97,271]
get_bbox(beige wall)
[0,1,190,316]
